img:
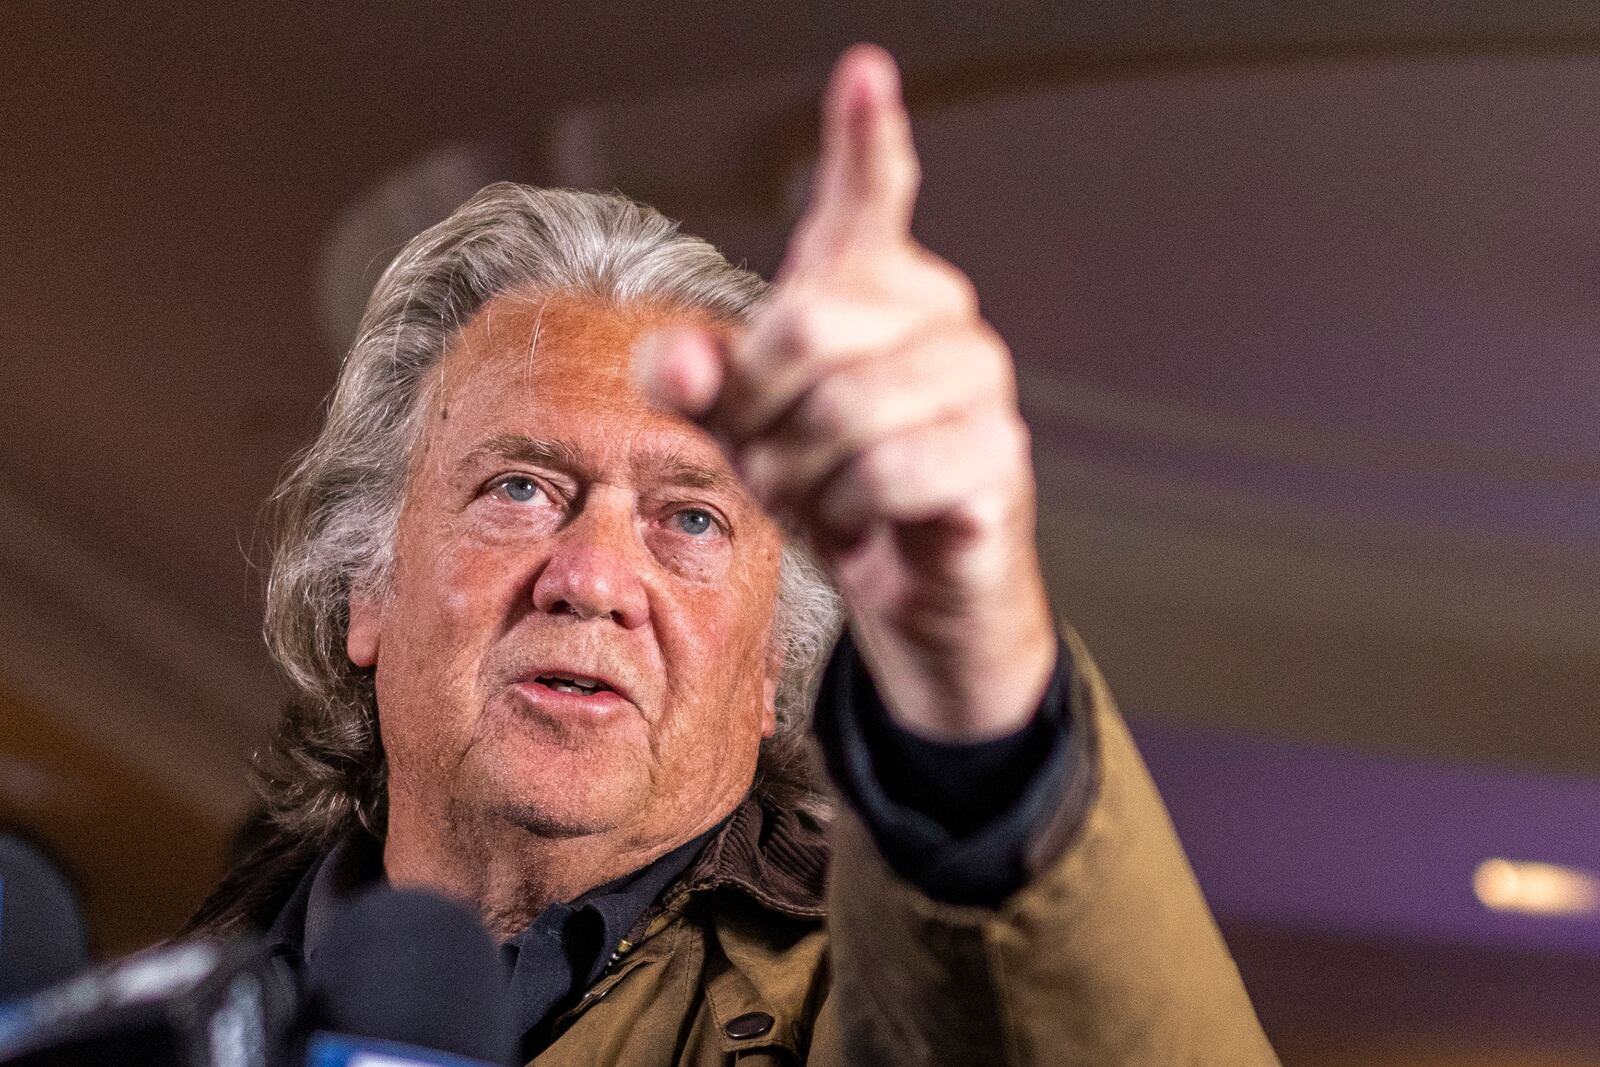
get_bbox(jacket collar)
[259,790,831,960]
[655,793,829,923]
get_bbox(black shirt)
[501,826,715,1058]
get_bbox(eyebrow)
[463,433,590,473]
[639,450,744,497]
[462,433,743,497]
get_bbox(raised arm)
[637,44,1277,1066]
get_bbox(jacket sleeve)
[815,627,1280,1067]
[813,629,1078,906]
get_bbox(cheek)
[377,552,513,773]
[380,523,525,695]
[657,573,779,721]
[726,543,782,647]
[415,524,525,620]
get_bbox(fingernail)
[738,446,774,501]
[846,43,897,106]
[631,331,668,405]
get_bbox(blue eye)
[673,508,717,537]
[500,477,541,503]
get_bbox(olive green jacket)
[532,634,1279,1066]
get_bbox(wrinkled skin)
[348,295,785,934]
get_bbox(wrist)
[850,596,1058,743]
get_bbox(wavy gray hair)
[258,183,840,846]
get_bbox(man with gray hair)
[189,45,1276,1065]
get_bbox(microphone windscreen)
[0,835,89,1001]
[306,886,515,1066]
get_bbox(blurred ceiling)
[3,2,1599,957]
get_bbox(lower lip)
[511,681,631,718]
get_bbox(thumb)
[632,326,727,419]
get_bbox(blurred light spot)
[1473,857,1600,917]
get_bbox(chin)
[494,792,639,839]
[482,750,650,839]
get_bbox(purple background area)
[912,60,1600,550]
[1135,716,1600,956]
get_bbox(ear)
[759,641,782,739]
[346,588,381,668]
[760,676,779,738]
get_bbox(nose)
[530,494,650,629]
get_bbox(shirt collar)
[300,830,387,968]
[561,825,714,975]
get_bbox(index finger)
[780,44,922,278]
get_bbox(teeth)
[538,673,607,694]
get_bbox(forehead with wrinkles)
[410,289,735,476]
[442,292,647,411]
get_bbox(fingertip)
[632,327,724,417]
[827,43,902,121]
[842,43,900,96]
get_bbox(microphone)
[0,834,89,1001]
[0,936,295,1066]
[0,883,515,1067]
[302,886,517,1067]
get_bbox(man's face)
[347,291,784,854]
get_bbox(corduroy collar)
[624,792,830,944]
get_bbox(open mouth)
[534,673,614,696]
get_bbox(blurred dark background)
[5,4,1600,1063]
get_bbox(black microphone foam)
[306,886,516,1066]
[0,835,88,1002]
[0,936,295,1067]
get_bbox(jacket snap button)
[724,1011,774,1040]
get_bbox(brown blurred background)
[5,3,1600,1063]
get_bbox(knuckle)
[939,324,1009,396]
[912,251,978,314]
[961,495,1011,537]
[942,268,981,316]
[982,331,1018,396]
[890,155,922,199]
[962,409,1026,462]
[999,414,1032,463]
